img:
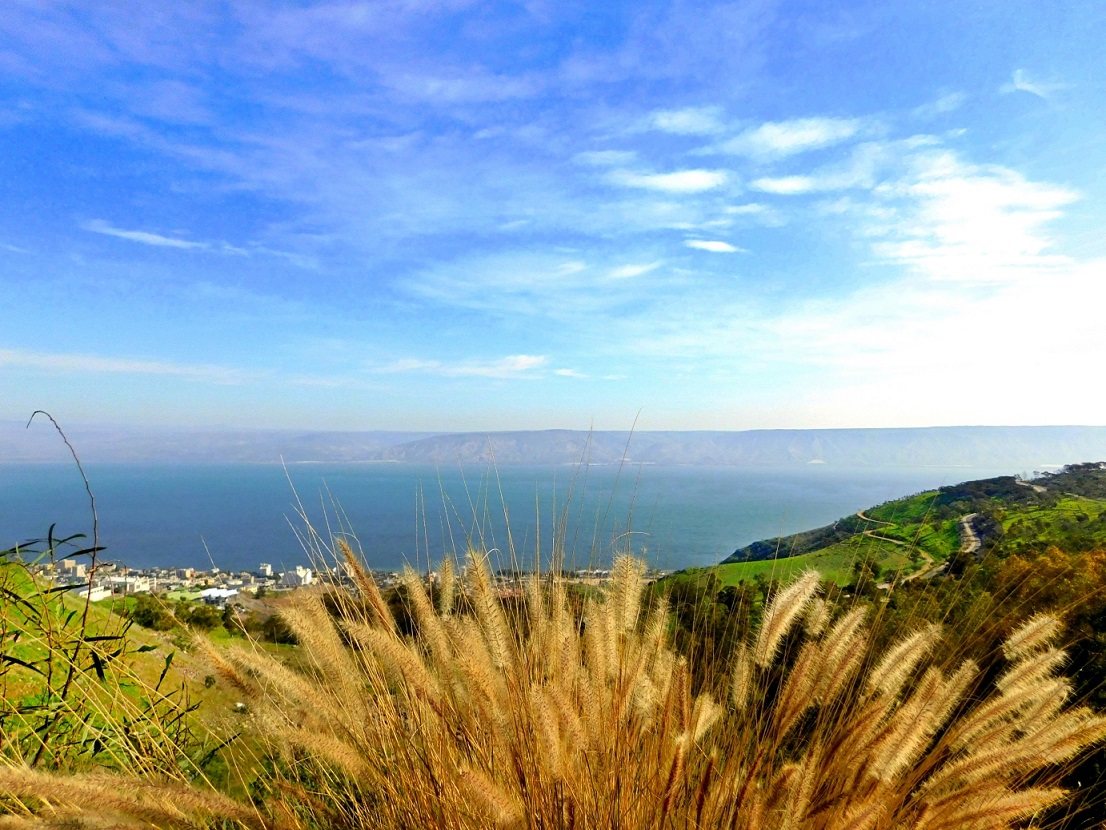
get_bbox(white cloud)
[379,354,548,378]
[389,69,542,104]
[406,252,606,316]
[608,262,663,279]
[746,139,940,201]
[685,240,742,253]
[82,219,207,249]
[82,219,314,266]
[647,106,724,135]
[725,203,766,215]
[554,368,587,378]
[912,92,967,118]
[556,260,587,275]
[453,355,548,377]
[747,162,875,194]
[608,168,728,192]
[719,117,861,158]
[864,150,1078,283]
[751,175,818,195]
[1001,69,1067,100]
[769,257,1106,425]
[574,150,638,166]
[0,348,245,383]
[611,147,1094,422]
[405,250,686,322]
[2,242,29,254]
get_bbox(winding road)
[855,509,940,583]
[857,508,986,587]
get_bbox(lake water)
[0,463,1021,573]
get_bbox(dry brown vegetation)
[3,542,1106,829]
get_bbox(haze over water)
[2,463,1024,574]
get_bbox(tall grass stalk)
[5,546,1106,829]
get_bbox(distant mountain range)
[3,421,1106,468]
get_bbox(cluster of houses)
[42,558,661,609]
[45,557,350,606]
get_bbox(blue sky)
[2,1,1104,431]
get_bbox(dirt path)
[958,512,981,557]
[860,509,984,588]
[855,509,892,527]
[856,510,938,582]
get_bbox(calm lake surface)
[1,463,1022,573]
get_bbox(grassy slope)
[1,561,251,733]
[2,561,280,795]
[2,571,181,693]
[703,465,1106,586]
[711,535,912,586]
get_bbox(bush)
[179,603,222,632]
[129,594,176,631]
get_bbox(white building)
[107,575,151,595]
[199,587,239,605]
[279,566,313,588]
[258,563,273,577]
[69,583,112,602]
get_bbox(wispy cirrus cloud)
[574,150,638,166]
[607,262,664,279]
[406,254,594,315]
[749,140,898,195]
[685,239,742,253]
[718,117,862,158]
[647,106,725,135]
[403,249,686,322]
[1001,69,1068,100]
[751,175,821,195]
[82,219,207,249]
[0,347,246,383]
[750,172,868,194]
[80,219,314,267]
[912,92,967,119]
[607,168,729,192]
[378,354,549,378]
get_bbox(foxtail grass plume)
[6,553,1106,830]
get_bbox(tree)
[221,604,244,635]
[129,594,175,631]
[847,558,881,600]
[175,602,221,632]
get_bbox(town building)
[279,565,313,588]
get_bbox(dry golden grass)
[4,545,1106,830]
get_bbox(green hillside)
[709,462,1106,586]
[1,536,250,782]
